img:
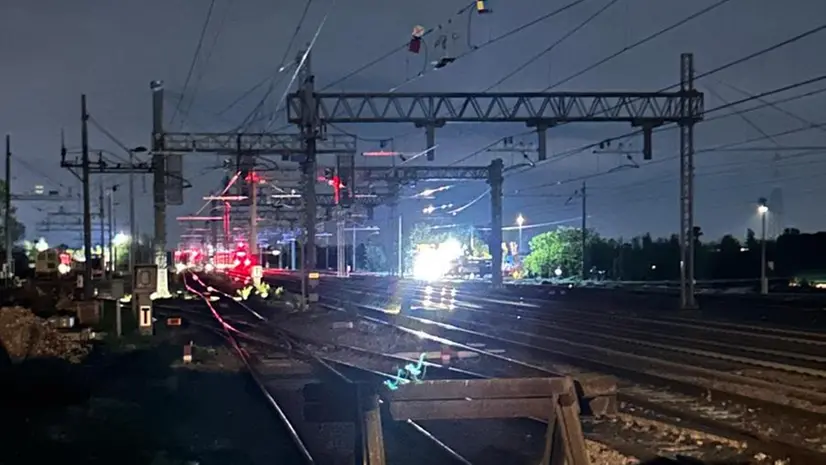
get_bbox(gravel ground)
[275,303,826,464]
[271,308,648,464]
[393,308,826,414]
[0,306,91,363]
[274,310,441,354]
[1,329,301,465]
[243,340,479,465]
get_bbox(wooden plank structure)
[303,377,591,465]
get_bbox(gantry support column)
[488,159,504,288]
[679,53,698,310]
[150,80,170,298]
[298,49,319,303]
[336,208,346,277]
[388,182,400,276]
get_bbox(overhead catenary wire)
[535,167,826,218]
[253,2,477,129]
[530,83,826,170]
[526,113,826,191]
[169,0,217,128]
[484,0,621,91]
[320,1,477,91]
[450,0,743,169]
[263,0,338,132]
[543,0,736,91]
[521,19,826,168]
[449,73,826,210]
[504,21,826,179]
[86,116,139,164]
[234,0,316,132]
[512,163,826,227]
[713,77,826,136]
[179,0,234,125]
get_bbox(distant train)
[34,248,102,279]
[174,243,256,277]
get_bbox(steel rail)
[180,273,476,465]
[301,284,826,463]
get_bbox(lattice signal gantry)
[355,166,490,183]
[287,92,704,124]
[159,132,357,154]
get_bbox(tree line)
[523,226,825,282]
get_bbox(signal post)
[133,264,158,336]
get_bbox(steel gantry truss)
[290,53,704,297]
[160,132,356,155]
[288,91,699,123]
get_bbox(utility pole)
[61,98,151,286]
[81,95,94,299]
[249,169,261,285]
[108,190,115,274]
[98,181,105,270]
[249,170,258,257]
[581,180,587,281]
[298,48,318,301]
[397,214,403,277]
[678,53,698,310]
[150,80,170,298]
[129,149,137,271]
[336,210,346,277]
[4,135,12,284]
[489,159,504,287]
[351,226,356,272]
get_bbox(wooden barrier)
[303,377,591,465]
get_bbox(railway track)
[340,281,826,391]
[167,273,486,465]
[166,274,616,465]
[261,276,826,464]
[164,273,687,463]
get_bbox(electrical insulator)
[409,36,422,54]
[409,25,425,54]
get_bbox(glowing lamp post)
[35,238,49,253]
[113,232,130,246]
[516,214,525,255]
[758,198,769,295]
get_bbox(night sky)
[2,0,826,247]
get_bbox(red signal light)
[332,175,341,204]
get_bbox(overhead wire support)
[390,0,590,92]
[496,29,826,184]
[291,56,702,288]
[287,87,704,161]
[319,1,478,91]
[452,0,737,169]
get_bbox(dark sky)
[2,0,826,247]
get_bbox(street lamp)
[516,214,525,255]
[757,197,769,295]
